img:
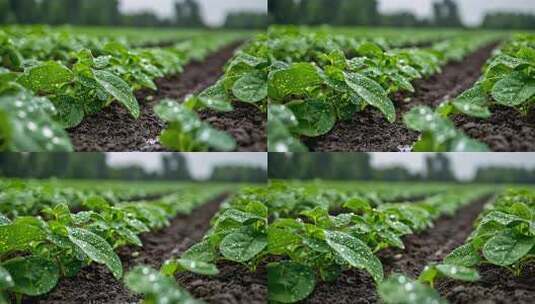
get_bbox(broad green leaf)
[51,95,84,128]
[219,232,267,263]
[325,230,383,283]
[453,85,491,118]
[286,99,336,137]
[0,266,13,289]
[267,261,315,303]
[483,231,535,266]
[344,72,395,123]
[343,197,371,212]
[444,243,481,267]
[18,61,73,94]
[195,126,236,152]
[436,264,480,282]
[0,217,46,254]
[182,240,217,263]
[154,99,202,131]
[268,63,323,101]
[177,259,219,276]
[2,256,59,296]
[378,274,447,304]
[92,69,139,118]
[232,74,267,103]
[67,227,123,279]
[125,266,200,304]
[491,72,535,107]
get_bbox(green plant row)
[127,182,492,303]
[378,187,535,303]
[0,179,199,218]
[0,185,227,303]
[257,26,499,152]
[404,34,535,151]
[0,26,246,151]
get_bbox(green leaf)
[267,261,315,303]
[232,74,267,103]
[483,231,535,266]
[435,264,480,282]
[325,230,383,283]
[18,61,73,94]
[452,86,491,119]
[268,63,323,101]
[0,266,14,289]
[378,274,447,304]
[182,240,217,263]
[286,99,336,137]
[343,197,371,212]
[444,243,481,267]
[344,72,395,123]
[92,69,139,118]
[51,95,84,128]
[0,217,47,254]
[219,231,267,263]
[491,72,535,107]
[177,259,219,276]
[67,227,123,279]
[2,256,59,296]
[195,126,237,152]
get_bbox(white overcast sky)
[379,0,535,26]
[119,0,267,26]
[107,153,267,179]
[372,153,535,181]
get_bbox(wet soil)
[452,106,535,152]
[68,42,266,152]
[306,43,498,152]
[29,194,236,304]
[303,195,509,304]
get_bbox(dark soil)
[437,264,535,304]
[28,194,237,304]
[452,106,535,152]
[68,42,266,152]
[306,43,498,152]
[304,195,498,304]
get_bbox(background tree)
[175,0,204,27]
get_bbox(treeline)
[268,153,535,184]
[269,0,535,29]
[0,0,267,29]
[0,153,267,183]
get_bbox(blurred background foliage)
[269,0,535,29]
[0,153,267,183]
[0,0,267,29]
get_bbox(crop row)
[127,182,493,303]
[0,26,247,152]
[0,181,230,303]
[405,34,535,151]
[258,26,500,152]
[379,188,535,303]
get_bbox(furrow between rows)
[306,43,498,152]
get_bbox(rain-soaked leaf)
[67,227,123,279]
[177,258,219,276]
[18,61,73,94]
[232,73,267,103]
[378,274,447,304]
[483,231,535,266]
[0,217,47,254]
[325,230,383,283]
[267,261,316,303]
[286,99,336,137]
[92,69,139,119]
[0,266,14,289]
[220,232,267,263]
[2,256,59,296]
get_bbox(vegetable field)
[265,26,535,152]
[0,26,267,152]
[3,179,533,303]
